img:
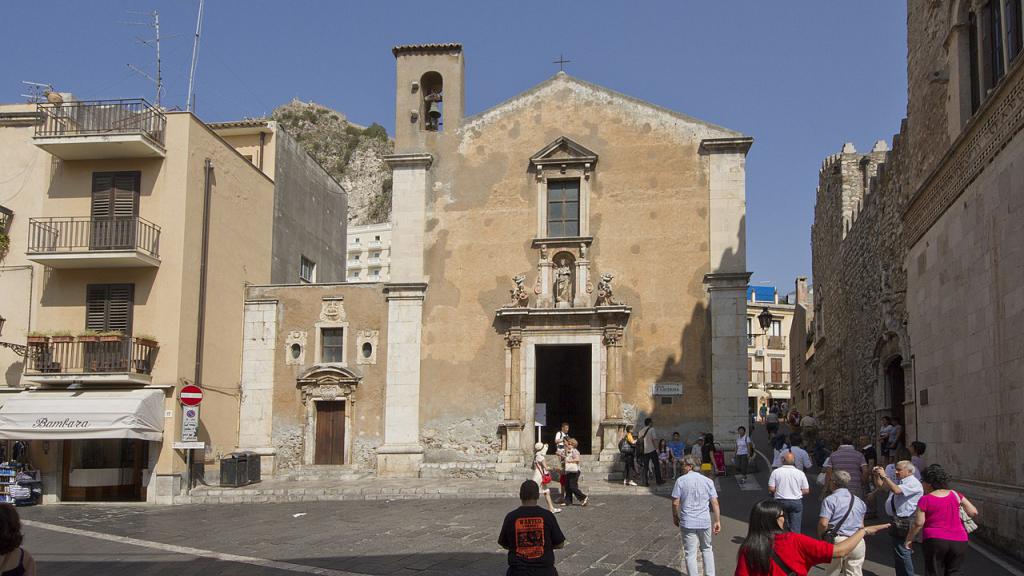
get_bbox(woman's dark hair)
[0,504,23,555]
[922,464,951,489]
[625,424,633,432]
[739,500,786,573]
[911,441,926,456]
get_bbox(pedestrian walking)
[498,480,567,576]
[906,464,978,576]
[637,418,664,486]
[823,438,868,498]
[874,460,924,576]
[0,504,36,576]
[555,422,570,453]
[735,499,889,576]
[620,425,638,486]
[735,426,753,483]
[799,412,818,430]
[910,441,927,475]
[772,434,813,472]
[562,438,588,506]
[532,442,562,514]
[766,407,780,437]
[817,471,868,576]
[672,455,721,576]
[768,451,810,532]
[759,403,768,424]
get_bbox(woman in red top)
[735,500,889,575]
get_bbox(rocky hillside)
[271,99,393,224]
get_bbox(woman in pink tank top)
[905,464,978,576]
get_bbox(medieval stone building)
[807,0,1024,556]
[237,43,753,479]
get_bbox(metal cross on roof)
[553,54,571,72]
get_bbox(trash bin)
[220,453,249,487]
[241,451,261,484]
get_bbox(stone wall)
[808,134,911,442]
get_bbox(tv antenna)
[186,0,206,113]
[20,81,54,103]
[120,10,168,107]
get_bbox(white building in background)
[346,222,391,282]
[746,286,796,413]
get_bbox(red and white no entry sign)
[179,385,204,406]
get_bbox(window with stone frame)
[546,179,581,237]
[956,0,1024,122]
[321,328,344,363]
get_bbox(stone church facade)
[808,1,1024,557]
[238,44,752,478]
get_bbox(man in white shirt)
[874,461,922,576]
[671,455,721,576]
[637,418,663,486]
[768,451,810,532]
[735,426,753,483]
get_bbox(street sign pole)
[178,385,204,493]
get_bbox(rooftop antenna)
[121,10,165,107]
[186,0,206,113]
[20,81,54,103]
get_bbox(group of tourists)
[530,422,589,515]
[618,418,721,486]
[503,414,979,576]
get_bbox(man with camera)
[873,461,923,576]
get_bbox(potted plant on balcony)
[26,331,48,344]
[77,330,100,343]
[134,334,159,348]
[98,330,124,343]
[0,230,9,262]
[50,330,75,344]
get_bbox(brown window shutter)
[91,174,115,220]
[85,284,134,334]
[113,172,140,218]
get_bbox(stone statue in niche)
[504,274,530,308]
[594,273,622,306]
[554,257,573,308]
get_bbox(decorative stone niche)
[356,329,379,365]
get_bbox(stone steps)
[279,466,373,482]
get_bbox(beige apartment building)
[0,97,345,503]
[745,286,795,414]
[346,222,391,282]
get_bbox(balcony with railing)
[33,99,166,160]
[24,335,158,385]
[26,216,160,268]
[748,370,791,391]
[747,333,789,350]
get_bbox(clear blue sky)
[2,1,908,290]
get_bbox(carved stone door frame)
[297,365,361,466]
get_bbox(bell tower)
[392,43,464,153]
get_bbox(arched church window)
[420,71,443,131]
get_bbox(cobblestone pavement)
[17,425,1024,575]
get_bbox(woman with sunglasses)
[735,500,888,575]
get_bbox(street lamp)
[0,313,32,357]
[757,307,774,394]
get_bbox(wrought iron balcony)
[33,99,166,159]
[24,335,158,385]
[26,217,160,268]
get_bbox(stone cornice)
[903,54,1024,246]
[383,153,433,169]
[384,282,428,301]
[699,137,754,155]
[703,272,752,290]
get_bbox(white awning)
[0,389,166,441]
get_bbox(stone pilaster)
[701,136,753,450]
[238,300,278,475]
[378,152,432,477]
[573,246,591,308]
[599,326,627,462]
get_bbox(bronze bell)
[427,101,441,121]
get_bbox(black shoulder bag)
[822,491,855,544]
[771,550,798,576]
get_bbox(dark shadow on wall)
[4,361,23,387]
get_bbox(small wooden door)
[314,401,345,465]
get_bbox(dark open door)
[314,401,345,465]
[91,172,139,250]
[62,439,147,501]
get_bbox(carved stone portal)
[297,364,362,466]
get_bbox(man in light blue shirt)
[875,460,923,576]
[817,470,868,575]
[671,455,720,576]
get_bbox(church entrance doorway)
[314,401,346,465]
[886,357,906,427]
[535,345,592,455]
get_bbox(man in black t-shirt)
[498,480,566,576]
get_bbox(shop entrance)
[535,345,592,454]
[61,439,147,502]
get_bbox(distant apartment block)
[346,222,390,282]
[746,285,796,413]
